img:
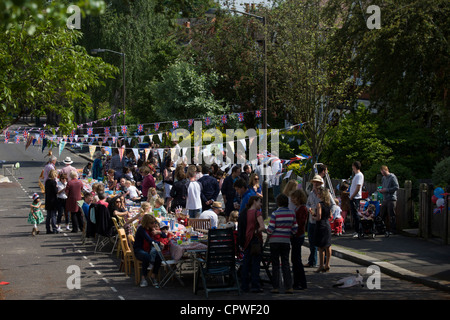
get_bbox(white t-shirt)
[57,181,67,199]
[127,185,139,199]
[199,209,218,228]
[186,181,202,210]
[350,172,364,199]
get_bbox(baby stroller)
[358,201,389,239]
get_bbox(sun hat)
[63,156,73,165]
[211,201,223,211]
[310,175,324,184]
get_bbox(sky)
[218,0,273,11]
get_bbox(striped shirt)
[267,207,298,244]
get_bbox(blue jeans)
[241,237,262,291]
[188,209,201,219]
[270,242,292,290]
[291,236,307,289]
[307,222,317,266]
[134,247,161,277]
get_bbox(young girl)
[28,193,44,236]
[331,198,344,236]
[126,201,151,227]
[153,197,167,218]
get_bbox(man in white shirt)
[199,201,223,229]
[349,161,364,237]
[186,170,202,218]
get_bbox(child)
[125,180,141,202]
[28,193,44,236]
[359,204,376,220]
[83,162,92,178]
[126,201,151,227]
[227,210,239,230]
[153,223,173,252]
[339,182,350,232]
[153,197,167,218]
[331,199,344,236]
[147,187,158,208]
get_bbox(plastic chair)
[194,228,240,298]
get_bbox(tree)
[267,0,361,163]
[149,59,226,122]
[0,19,118,134]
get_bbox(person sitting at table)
[133,214,162,288]
[152,223,173,252]
[198,201,223,229]
[125,201,151,227]
[125,180,141,202]
[153,197,168,218]
[106,169,117,191]
[147,187,158,208]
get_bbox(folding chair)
[94,204,117,254]
[195,228,240,298]
[152,242,185,288]
[260,238,273,284]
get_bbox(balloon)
[434,187,444,199]
[436,198,445,208]
[431,195,438,204]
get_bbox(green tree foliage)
[187,7,266,129]
[321,105,393,179]
[0,19,118,133]
[150,59,226,121]
[267,0,361,162]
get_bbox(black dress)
[314,201,332,248]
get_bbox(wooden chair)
[188,218,211,232]
[194,228,240,298]
[117,229,133,276]
[112,217,123,258]
[127,234,142,286]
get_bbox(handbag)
[250,238,261,256]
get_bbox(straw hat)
[310,175,324,184]
[211,201,223,211]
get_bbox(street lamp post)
[91,48,126,128]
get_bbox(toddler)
[330,200,344,236]
[28,193,44,236]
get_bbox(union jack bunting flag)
[87,128,93,136]
[104,127,110,136]
[39,130,45,139]
[23,130,28,139]
[154,123,160,131]
[121,125,128,135]
[204,117,211,126]
[137,124,144,133]
[172,121,179,129]
[221,115,227,124]
[238,112,244,122]
[255,110,262,118]
[188,119,194,127]
[15,135,20,144]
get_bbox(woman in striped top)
[267,193,298,294]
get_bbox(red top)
[244,209,263,250]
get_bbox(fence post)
[419,183,431,239]
[404,180,413,227]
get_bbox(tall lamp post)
[206,8,269,218]
[91,48,126,128]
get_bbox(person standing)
[43,156,57,183]
[312,186,333,273]
[379,165,399,234]
[65,171,84,233]
[290,189,308,290]
[56,173,70,232]
[186,170,202,218]
[221,166,241,219]
[60,157,78,181]
[92,151,103,181]
[240,196,265,293]
[140,166,156,201]
[45,169,59,234]
[198,165,220,211]
[349,161,364,238]
[267,193,298,294]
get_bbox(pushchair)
[358,201,389,239]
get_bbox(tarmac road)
[1,127,449,307]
